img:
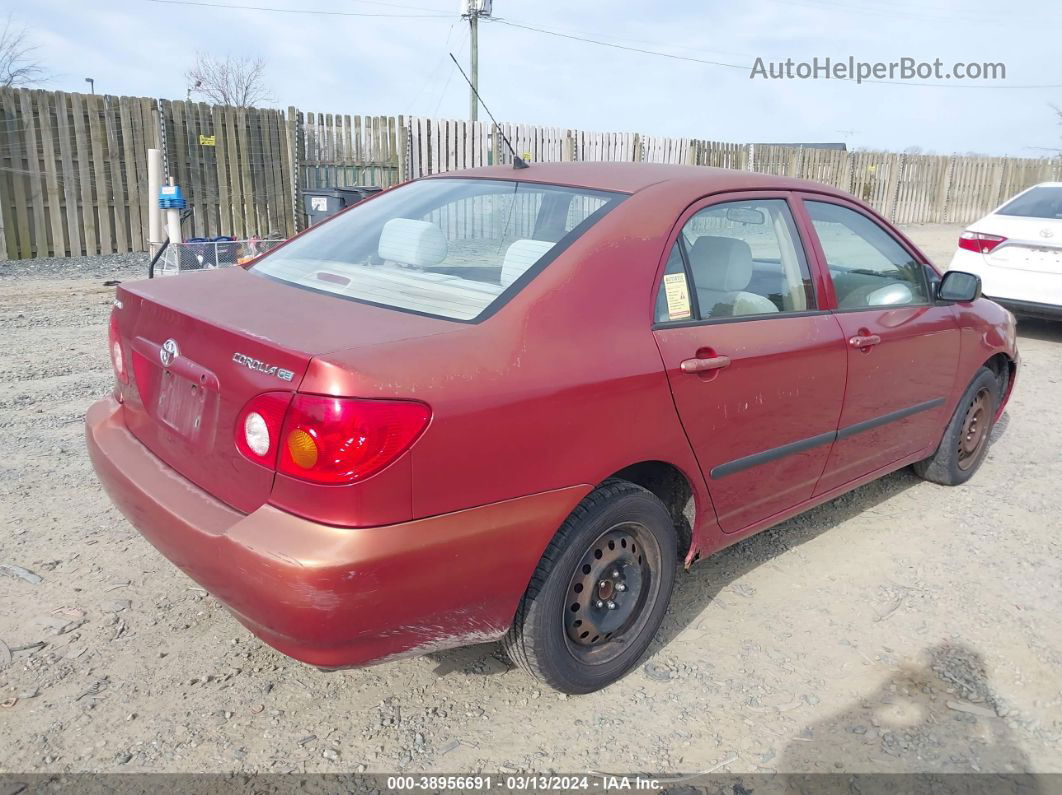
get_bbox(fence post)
[989,157,1006,209]
[398,114,408,183]
[881,153,902,222]
[287,106,303,233]
[156,99,169,180]
[937,155,955,224]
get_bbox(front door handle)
[680,355,731,373]
[849,334,882,349]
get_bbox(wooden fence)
[0,89,158,259]
[160,100,294,242]
[2,86,1061,260]
[297,110,406,190]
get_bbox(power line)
[349,0,453,13]
[762,0,1061,30]
[487,17,1062,89]
[486,18,748,71]
[142,0,451,18]
[431,34,467,117]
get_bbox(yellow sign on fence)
[198,134,216,147]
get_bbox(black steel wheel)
[957,386,992,471]
[503,480,677,694]
[913,367,1001,486]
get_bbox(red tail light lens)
[278,395,430,484]
[108,311,128,383]
[234,392,291,469]
[958,231,1006,254]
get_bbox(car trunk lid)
[114,267,455,514]
[973,215,1062,274]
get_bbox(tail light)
[234,393,430,483]
[278,395,430,484]
[109,311,128,383]
[959,231,1006,254]
[234,392,291,468]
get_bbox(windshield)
[253,178,624,321]
[997,186,1062,220]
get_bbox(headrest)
[501,239,554,286]
[866,282,914,306]
[687,236,753,292]
[377,218,447,267]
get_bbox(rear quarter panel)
[303,184,714,534]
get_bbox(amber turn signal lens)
[286,429,319,469]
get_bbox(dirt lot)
[1,225,1060,775]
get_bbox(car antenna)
[449,53,529,169]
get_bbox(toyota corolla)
[86,163,1018,693]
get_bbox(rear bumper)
[986,297,1062,321]
[949,248,1062,312]
[85,397,589,668]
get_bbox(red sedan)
[86,163,1018,693]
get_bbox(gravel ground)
[1,226,1060,776]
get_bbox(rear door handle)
[849,334,882,349]
[680,355,731,373]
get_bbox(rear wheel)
[503,480,677,694]
[913,367,1000,486]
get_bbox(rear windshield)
[997,186,1062,220]
[253,178,624,321]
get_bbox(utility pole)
[462,0,492,121]
[469,12,478,121]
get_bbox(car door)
[796,196,960,495]
[652,193,847,533]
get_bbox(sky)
[5,0,1061,157]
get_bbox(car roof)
[435,161,853,199]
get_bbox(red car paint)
[86,163,1018,668]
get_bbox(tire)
[502,479,678,694]
[913,367,1000,486]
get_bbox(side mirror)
[937,270,982,303]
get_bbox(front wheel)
[913,367,1000,486]
[502,480,677,694]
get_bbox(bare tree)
[0,14,48,88]
[185,52,273,107]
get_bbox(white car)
[948,182,1062,320]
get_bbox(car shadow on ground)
[778,641,1040,788]
[427,464,928,680]
[649,465,924,656]
[1016,317,1062,343]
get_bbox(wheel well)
[982,352,1015,398]
[606,461,694,558]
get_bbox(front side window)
[253,178,623,321]
[806,201,930,310]
[655,198,816,323]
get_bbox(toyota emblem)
[1040,228,1054,239]
[160,338,180,368]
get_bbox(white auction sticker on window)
[663,272,691,320]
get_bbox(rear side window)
[253,179,623,321]
[996,186,1062,220]
[655,198,816,323]
[806,201,929,310]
